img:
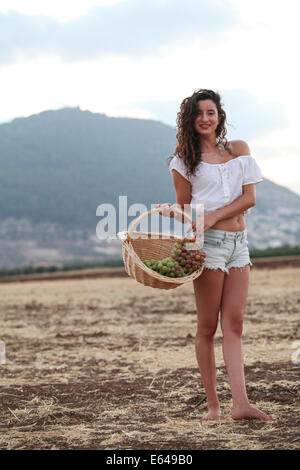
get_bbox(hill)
[0,107,299,267]
[0,107,175,228]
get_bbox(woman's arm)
[214,184,256,222]
[155,169,192,222]
[171,169,192,208]
[189,184,256,235]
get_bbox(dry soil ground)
[0,266,299,450]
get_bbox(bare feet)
[202,407,221,421]
[232,404,275,422]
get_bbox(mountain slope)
[0,107,175,229]
[0,107,299,267]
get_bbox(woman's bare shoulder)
[228,140,251,157]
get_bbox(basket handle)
[127,205,194,239]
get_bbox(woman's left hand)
[187,212,219,236]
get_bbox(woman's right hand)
[154,204,193,223]
[154,203,175,218]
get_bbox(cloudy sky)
[1,0,300,194]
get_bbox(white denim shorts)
[202,228,253,275]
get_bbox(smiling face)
[194,99,220,136]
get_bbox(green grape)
[148,241,207,278]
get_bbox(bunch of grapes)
[144,258,185,278]
[144,237,206,278]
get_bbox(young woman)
[156,89,274,422]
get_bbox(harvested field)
[0,266,299,450]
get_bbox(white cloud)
[257,153,300,196]
[0,0,124,22]
[0,0,299,193]
[0,1,236,64]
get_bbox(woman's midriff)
[210,213,246,232]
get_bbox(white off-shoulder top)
[168,154,263,215]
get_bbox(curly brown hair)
[168,89,232,178]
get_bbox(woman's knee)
[196,323,218,340]
[221,316,243,337]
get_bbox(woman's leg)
[193,268,226,420]
[220,265,274,421]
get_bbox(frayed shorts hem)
[204,260,253,276]
[202,228,253,276]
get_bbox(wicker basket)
[117,206,204,289]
